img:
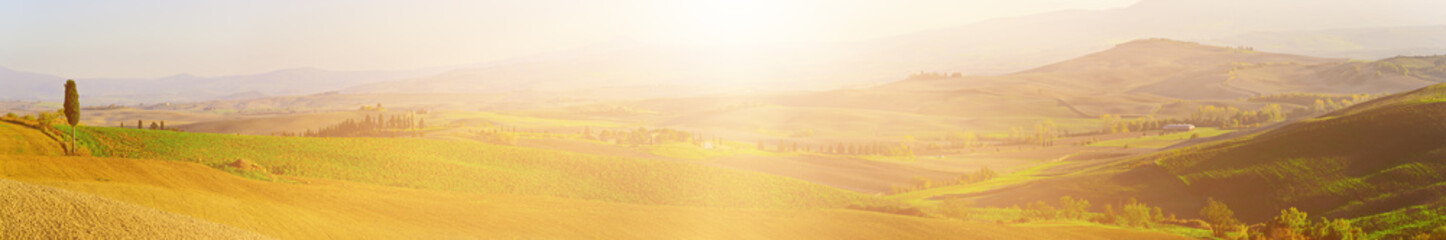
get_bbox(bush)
[1201,198,1239,238]
[1058,196,1091,220]
[938,198,971,220]
[1025,200,1057,221]
[1309,218,1366,240]
[1265,207,1310,239]
[1121,202,1154,228]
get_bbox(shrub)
[1025,200,1057,221]
[938,198,971,220]
[1201,198,1239,238]
[1121,202,1154,228]
[1058,196,1091,220]
[1264,207,1310,239]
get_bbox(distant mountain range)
[5,0,1446,104]
[1210,25,1446,60]
[0,67,449,104]
[341,0,1446,98]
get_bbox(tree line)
[272,113,425,138]
[992,196,1382,240]
[587,127,700,146]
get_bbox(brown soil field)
[0,178,272,239]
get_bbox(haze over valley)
[3,0,1446,239]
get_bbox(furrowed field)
[64,126,898,209]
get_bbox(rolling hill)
[68,124,899,209]
[1152,83,1446,220]
[880,39,1445,100]
[0,120,1195,239]
[958,82,1446,238]
[0,153,1191,240]
[0,178,271,239]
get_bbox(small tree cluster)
[1115,198,1161,229]
[1243,207,1368,240]
[905,71,963,80]
[1057,196,1092,221]
[1201,198,1241,238]
[1011,120,1063,146]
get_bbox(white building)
[1163,124,1196,131]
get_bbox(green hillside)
[63,126,897,209]
[1148,83,1446,236]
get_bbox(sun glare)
[658,0,799,45]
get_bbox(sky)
[0,0,1139,78]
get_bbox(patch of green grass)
[968,207,1024,223]
[1351,203,1446,239]
[890,161,1069,204]
[1089,127,1232,148]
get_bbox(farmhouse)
[1163,124,1196,132]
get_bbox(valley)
[5,1,1446,238]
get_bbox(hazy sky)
[0,0,1138,78]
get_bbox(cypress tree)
[63,80,79,155]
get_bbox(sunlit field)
[5,0,1446,239]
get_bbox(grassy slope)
[0,121,64,156]
[1088,127,1233,148]
[890,161,1069,204]
[64,125,900,209]
[1145,83,1446,236]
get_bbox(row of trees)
[1011,120,1063,146]
[906,71,964,80]
[765,141,918,157]
[120,120,177,131]
[588,127,698,146]
[1002,196,1372,239]
[1242,207,1368,240]
[272,114,425,138]
[473,128,522,145]
[1096,94,1376,135]
[471,125,581,145]
[943,131,987,148]
[1016,197,1168,229]
[889,167,998,194]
